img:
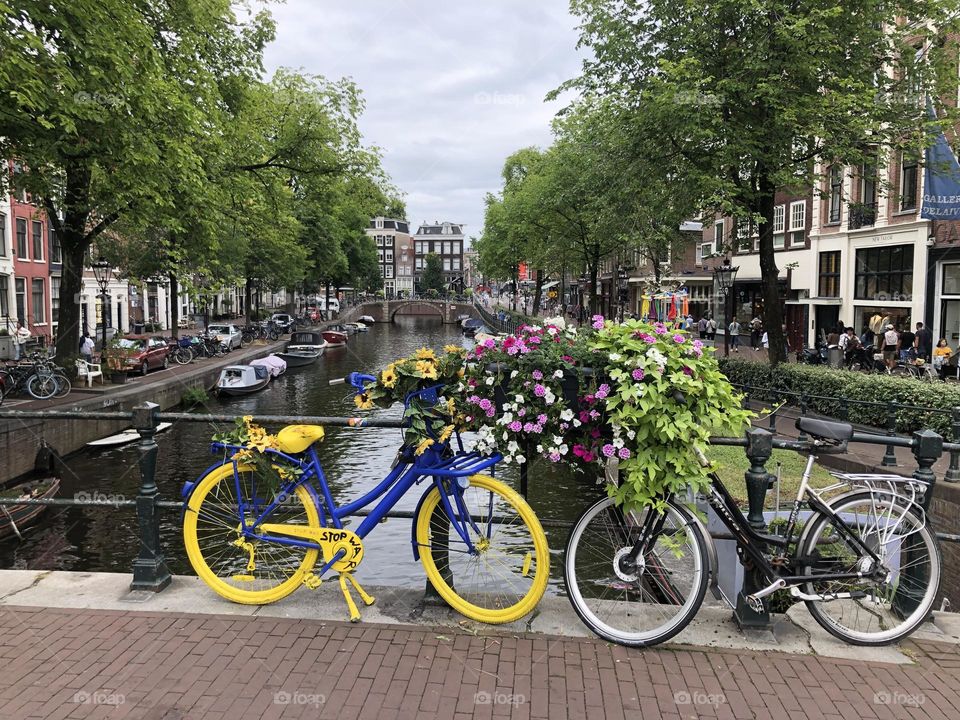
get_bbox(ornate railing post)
[881,401,899,466]
[945,407,960,483]
[734,427,772,629]
[130,402,172,591]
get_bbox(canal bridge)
[355,299,476,324]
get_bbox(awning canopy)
[541,280,559,290]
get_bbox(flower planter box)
[110,371,129,385]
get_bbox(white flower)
[486,376,495,386]
[547,327,558,336]
[627,429,636,440]
[553,435,563,446]
[501,412,514,424]
[510,370,519,378]
[502,455,512,464]
[545,315,566,329]
[544,391,556,405]
[613,437,624,449]
[609,352,622,362]
[560,409,574,422]
[502,431,508,440]
[573,419,582,427]
[553,369,564,378]
[516,455,526,464]
[507,440,519,454]
[559,444,569,455]
[536,444,543,453]
[515,394,524,404]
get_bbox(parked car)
[206,324,243,350]
[270,313,294,333]
[113,336,171,375]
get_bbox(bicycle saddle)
[276,425,325,454]
[796,417,853,443]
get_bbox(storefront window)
[818,251,840,297]
[855,307,912,337]
[854,245,913,301]
[943,264,960,295]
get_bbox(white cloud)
[261,0,583,242]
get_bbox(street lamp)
[713,258,739,356]
[92,257,114,351]
[577,272,589,325]
[616,264,629,322]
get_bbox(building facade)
[9,186,53,344]
[463,247,479,289]
[0,191,14,334]
[395,232,415,298]
[368,217,412,298]
[414,221,464,289]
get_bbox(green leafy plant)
[182,386,209,406]
[211,416,300,495]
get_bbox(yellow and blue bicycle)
[182,372,549,624]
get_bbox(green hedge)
[718,358,960,437]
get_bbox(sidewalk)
[1,602,958,719]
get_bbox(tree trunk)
[285,286,296,314]
[244,278,253,325]
[588,263,599,317]
[54,242,87,365]
[757,172,786,365]
[532,269,545,317]
[512,264,518,312]
[169,272,179,338]
[324,281,331,319]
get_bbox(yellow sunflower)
[248,433,276,453]
[354,393,375,410]
[414,437,435,455]
[231,449,253,463]
[381,366,398,388]
[415,347,437,361]
[438,424,455,443]
[415,360,438,379]
[444,344,466,355]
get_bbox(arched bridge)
[354,300,477,324]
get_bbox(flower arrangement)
[359,345,469,454]
[211,415,301,493]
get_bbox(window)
[31,278,45,323]
[385,235,394,247]
[453,257,461,270]
[443,258,451,271]
[375,218,383,229]
[773,205,785,248]
[736,217,751,251]
[385,250,393,263]
[900,153,918,212]
[15,278,25,322]
[51,276,60,324]
[828,165,843,223]
[944,264,960,295]
[375,235,383,246]
[32,221,42,260]
[788,201,806,246]
[851,153,878,228]
[378,250,384,263]
[0,212,6,256]
[385,265,394,279]
[697,241,712,265]
[855,245,914,300]
[415,258,423,270]
[50,227,61,263]
[818,251,841,297]
[0,275,7,317]
[16,219,28,259]
[379,266,385,278]
[451,241,460,256]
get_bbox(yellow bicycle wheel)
[416,474,549,623]
[183,462,320,605]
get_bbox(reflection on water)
[0,316,602,593]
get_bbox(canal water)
[0,316,601,594]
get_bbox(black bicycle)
[564,414,941,647]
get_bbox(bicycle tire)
[564,496,708,647]
[27,373,58,400]
[183,462,321,605]
[52,373,71,398]
[268,331,279,342]
[416,474,549,624]
[796,490,940,646]
[241,332,253,346]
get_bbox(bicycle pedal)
[303,572,322,590]
[745,595,765,614]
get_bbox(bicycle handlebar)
[329,372,377,390]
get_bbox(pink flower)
[465,415,473,422]
[595,383,610,399]
[602,444,616,457]
[534,384,546,397]
[517,408,526,417]
[589,410,600,420]
[673,334,685,343]
[654,323,668,335]
[618,447,631,460]
[549,452,562,462]
[640,333,656,343]
[532,370,543,380]
[485,408,495,418]
[523,422,534,433]
[478,399,492,411]
[562,355,574,363]
[683,366,693,376]
[532,423,543,433]
[537,414,547,424]
[528,336,541,345]
[631,368,645,382]
[483,338,495,348]
[508,421,522,432]
[583,452,595,463]
[592,318,605,330]
[506,345,520,355]
[572,444,586,458]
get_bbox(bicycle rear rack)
[423,451,502,479]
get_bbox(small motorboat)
[322,328,348,348]
[0,477,60,540]
[276,332,327,368]
[343,322,368,333]
[87,422,173,448]
[251,355,287,377]
[216,365,271,396]
[358,315,375,324]
[462,318,483,337]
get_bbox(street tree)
[561,0,960,363]
[420,253,445,295]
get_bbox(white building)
[368,217,413,298]
[0,193,14,333]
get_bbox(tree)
[420,253,445,294]
[0,0,271,362]
[561,0,960,363]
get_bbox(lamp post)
[714,258,739,356]
[92,257,114,351]
[616,264,629,323]
[578,272,589,325]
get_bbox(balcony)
[848,202,877,230]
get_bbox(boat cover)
[251,355,287,377]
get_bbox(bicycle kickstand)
[338,572,376,623]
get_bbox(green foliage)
[181,386,210,407]
[719,358,959,436]
[420,253,445,294]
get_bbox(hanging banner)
[921,102,960,220]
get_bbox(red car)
[113,335,171,375]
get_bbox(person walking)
[697,316,708,340]
[728,318,741,352]
[898,324,916,363]
[13,321,30,361]
[915,321,933,362]
[80,334,95,363]
[684,314,694,331]
[882,324,899,370]
[707,316,717,342]
[749,316,762,350]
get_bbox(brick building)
[414,221,464,290]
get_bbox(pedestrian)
[840,327,860,367]
[728,318,741,352]
[860,325,875,350]
[915,322,933,362]
[707,317,717,341]
[897,323,916,363]
[684,314,694,331]
[882,324,899,370]
[749,316,762,350]
[80,334,95,363]
[934,338,953,379]
[697,316,708,339]
[761,330,769,350]
[12,321,30,361]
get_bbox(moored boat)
[0,477,61,540]
[216,365,271,396]
[462,318,483,337]
[358,315,375,324]
[343,322,368,333]
[87,422,173,448]
[276,332,327,367]
[322,328,348,347]
[251,355,287,377]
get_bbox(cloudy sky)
[262,1,584,244]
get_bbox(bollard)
[838,395,849,422]
[893,429,943,617]
[130,402,172,592]
[945,407,960,483]
[881,401,898,467]
[734,427,773,629]
[797,394,808,443]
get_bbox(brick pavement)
[0,606,958,720]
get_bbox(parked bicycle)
[0,353,68,402]
[564,401,939,648]
[182,372,549,623]
[165,337,194,365]
[240,322,279,345]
